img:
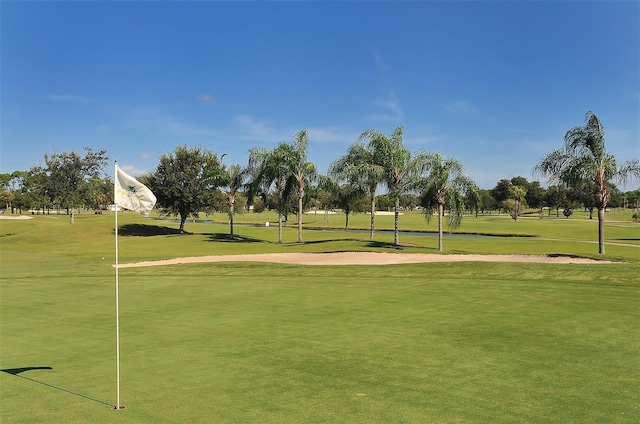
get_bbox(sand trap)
[0,215,33,220]
[117,252,612,268]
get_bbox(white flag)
[114,163,157,216]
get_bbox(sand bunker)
[0,215,33,220]
[117,252,611,268]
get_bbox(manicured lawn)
[1,212,639,423]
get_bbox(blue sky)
[1,1,638,190]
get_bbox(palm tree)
[420,153,478,252]
[247,146,294,244]
[534,111,639,254]
[282,130,317,243]
[360,126,430,245]
[318,174,366,231]
[329,141,384,239]
[508,185,527,221]
[211,161,249,238]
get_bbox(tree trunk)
[297,194,303,243]
[394,196,400,245]
[179,216,186,233]
[598,206,606,254]
[369,192,376,240]
[438,202,444,252]
[228,193,235,237]
[345,210,350,231]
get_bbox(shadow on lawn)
[367,240,417,250]
[1,367,115,408]
[118,223,185,236]
[282,238,363,246]
[205,233,267,243]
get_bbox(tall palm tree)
[206,158,249,237]
[282,130,317,243]
[247,145,295,244]
[222,164,249,237]
[421,153,478,252]
[534,111,639,254]
[329,141,384,239]
[508,185,527,221]
[360,126,430,245]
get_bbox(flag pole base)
[113,406,125,410]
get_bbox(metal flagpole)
[114,161,123,410]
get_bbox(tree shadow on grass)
[280,238,363,247]
[118,223,185,236]
[1,367,115,408]
[205,233,269,243]
[366,241,417,250]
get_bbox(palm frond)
[615,158,640,186]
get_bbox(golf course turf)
[1,211,638,423]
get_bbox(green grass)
[1,212,639,423]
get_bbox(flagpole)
[112,162,156,410]
[114,161,123,410]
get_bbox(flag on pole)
[114,163,157,216]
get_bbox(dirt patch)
[117,252,613,268]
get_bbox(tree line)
[1,112,638,253]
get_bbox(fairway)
[1,213,639,423]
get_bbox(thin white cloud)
[125,106,216,137]
[372,90,404,122]
[119,163,151,177]
[196,93,222,103]
[307,127,357,144]
[44,94,90,103]
[373,49,389,74]
[367,50,404,123]
[233,115,278,139]
[231,115,356,146]
[406,134,442,147]
[443,100,474,114]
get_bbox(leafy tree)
[329,140,385,239]
[546,185,568,217]
[0,174,11,190]
[510,176,529,187]
[607,186,625,209]
[83,176,111,212]
[360,126,430,245]
[478,189,497,214]
[146,145,221,233]
[420,153,478,252]
[464,188,480,218]
[534,111,640,254]
[525,181,546,210]
[376,194,392,212]
[624,189,640,210]
[399,194,419,211]
[569,180,598,219]
[251,196,266,214]
[491,179,511,203]
[0,190,14,211]
[41,147,108,218]
[318,174,366,230]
